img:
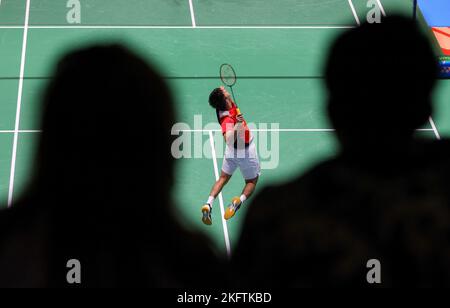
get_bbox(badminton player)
[201,86,260,225]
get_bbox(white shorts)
[222,141,261,180]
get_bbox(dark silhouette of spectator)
[0,45,224,287]
[231,16,450,287]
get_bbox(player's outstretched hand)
[236,114,244,123]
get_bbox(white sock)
[207,196,215,207]
[240,194,247,203]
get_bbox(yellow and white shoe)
[202,204,212,225]
[224,197,242,220]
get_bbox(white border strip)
[188,0,197,28]
[8,0,31,208]
[347,0,361,26]
[208,131,231,258]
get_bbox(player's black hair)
[209,88,228,111]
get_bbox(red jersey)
[217,102,252,145]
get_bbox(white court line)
[375,0,387,17]
[0,25,355,30]
[8,0,31,208]
[0,128,435,133]
[348,0,361,26]
[0,130,41,133]
[208,131,231,259]
[429,117,441,140]
[188,0,196,28]
[174,128,435,133]
[175,129,335,133]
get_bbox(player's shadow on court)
[232,15,450,287]
[0,45,224,287]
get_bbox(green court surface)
[0,0,448,256]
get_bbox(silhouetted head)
[34,44,175,216]
[325,15,438,154]
[12,45,227,287]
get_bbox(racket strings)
[220,64,237,87]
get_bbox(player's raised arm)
[223,114,245,146]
